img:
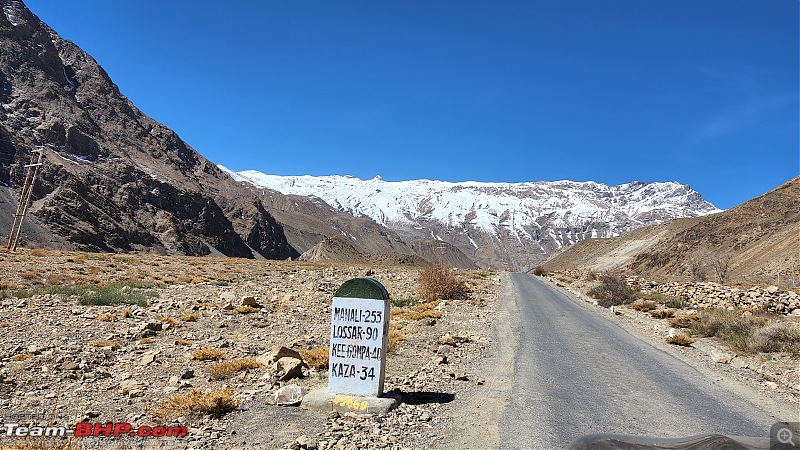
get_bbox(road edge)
[439,271,520,449]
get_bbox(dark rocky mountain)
[0,0,296,258]
[0,0,475,268]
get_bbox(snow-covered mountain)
[221,166,721,270]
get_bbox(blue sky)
[24,0,799,209]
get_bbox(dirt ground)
[0,249,501,449]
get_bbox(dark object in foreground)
[568,433,779,450]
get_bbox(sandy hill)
[541,177,800,288]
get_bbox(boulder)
[257,345,304,366]
[274,357,309,381]
[241,296,263,308]
[274,384,306,406]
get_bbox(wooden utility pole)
[6,148,43,251]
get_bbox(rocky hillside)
[254,188,476,269]
[541,177,800,288]
[0,0,295,259]
[224,168,720,271]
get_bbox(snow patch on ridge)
[220,166,722,253]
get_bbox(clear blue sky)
[24,0,799,209]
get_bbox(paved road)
[498,273,787,449]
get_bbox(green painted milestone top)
[334,278,390,300]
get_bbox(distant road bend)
[499,273,791,449]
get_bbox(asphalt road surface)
[498,273,789,449]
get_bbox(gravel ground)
[0,249,501,450]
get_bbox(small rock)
[274,384,306,406]
[436,344,454,355]
[60,360,79,371]
[180,369,194,379]
[139,352,157,366]
[439,333,456,346]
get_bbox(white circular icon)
[777,427,795,446]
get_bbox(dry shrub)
[588,273,634,307]
[668,313,701,329]
[30,248,48,257]
[650,309,675,319]
[532,266,546,276]
[301,346,329,370]
[691,309,800,354]
[235,305,260,314]
[749,323,800,354]
[154,388,239,423]
[11,353,34,361]
[176,339,192,346]
[388,329,406,353]
[139,337,155,345]
[629,300,657,312]
[193,348,224,361]
[0,322,11,327]
[418,261,466,302]
[666,335,695,346]
[180,312,199,322]
[209,359,262,380]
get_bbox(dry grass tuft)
[176,339,192,346]
[153,388,239,423]
[418,261,466,302]
[193,348,224,361]
[235,305,260,314]
[392,300,442,321]
[666,335,695,346]
[180,312,199,322]
[90,339,120,349]
[139,337,155,345]
[388,329,407,353]
[301,346,329,370]
[160,316,179,328]
[629,300,657,312]
[650,309,675,319]
[668,313,701,329]
[209,359,262,380]
[97,313,116,322]
[11,353,34,361]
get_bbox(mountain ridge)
[540,176,800,287]
[221,167,721,270]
